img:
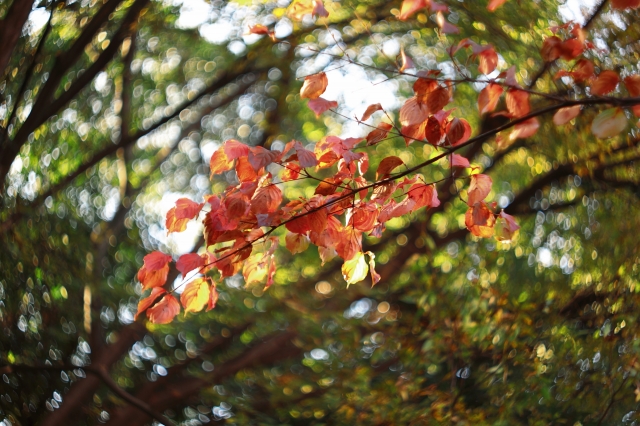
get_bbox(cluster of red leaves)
[135,0,640,324]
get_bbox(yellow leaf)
[342,252,368,286]
[180,278,210,314]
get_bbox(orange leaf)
[366,123,393,146]
[282,162,301,181]
[176,253,205,276]
[401,122,426,145]
[376,156,404,179]
[414,77,438,104]
[224,192,249,218]
[251,175,282,214]
[308,97,338,117]
[465,202,496,238]
[590,70,619,96]
[181,277,210,314]
[236,156,259,182]
[336,227,362,260]
[400,96,430,126]
[137,251,172,291]
[350,203,379,232]
[478,48,498,75]
[553,105,581,125]
[427,86,450,113]
[398,0,427,20]
[166,198,203,233]
[366,251,381,286]
[398,47,414,72]
[207,283,219,311]
[135,288,166,320]
[478,83,503,115]
[570,59,595,83]
[408,183,440,209]
[506,89,530,118]
[300,72,328,99]
[361,103,383,121]
[147,294,180,324]
[285,232,310,254]
[487,0,507,11]
[209,147,232,177]
[223,139,250,159]
[467,174,492,206]
[249,24,270,35]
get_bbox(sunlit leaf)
[137,251,172,291]
[467,174,492,206]
[181,278,211,314]
[342,251,368,286]
[300,72,328,99]
[147,294,181,324]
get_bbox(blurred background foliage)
[1,0,640,424]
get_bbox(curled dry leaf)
[300,72,328,99]
[398,47,414,72]
[166,198,203,233]
[592,108,627,139]
[590,70,619,96]
[361,103,383,121]
[553,105,581,125]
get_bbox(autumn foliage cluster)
[135,0,640,324]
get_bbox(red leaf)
[308,97,338,117]
[366,123,393,146]
[137,251,172,291]
[425,116,444,145]
[398,0,427,20]
[300,72,328,99]
[249,24,270,35]
[465,202,496,238]
[293,141,318,168]
[361,103,383,121]
[401,122,426,145]
[147,294,180,324]
[446,117,472,146]
[350,203,379,232]
[248,146,281,171]
[569,59,594,83]
[176,253,205,276]
[487,0,507,11]
[207,283,219,311]
[612,0,640,9]
[506,89,530,118]
[624,75,640,117]
[224,139,250,159]
[224,192,249,218]
[135,288,166,320]
[376,156,404,179]
[591,70,619,96]
[541,36,562,62]
[414,77,438,104]
[397,47,414,72]
[553,105,581,125]
[467,174,492,206]
[450,153,470,168]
